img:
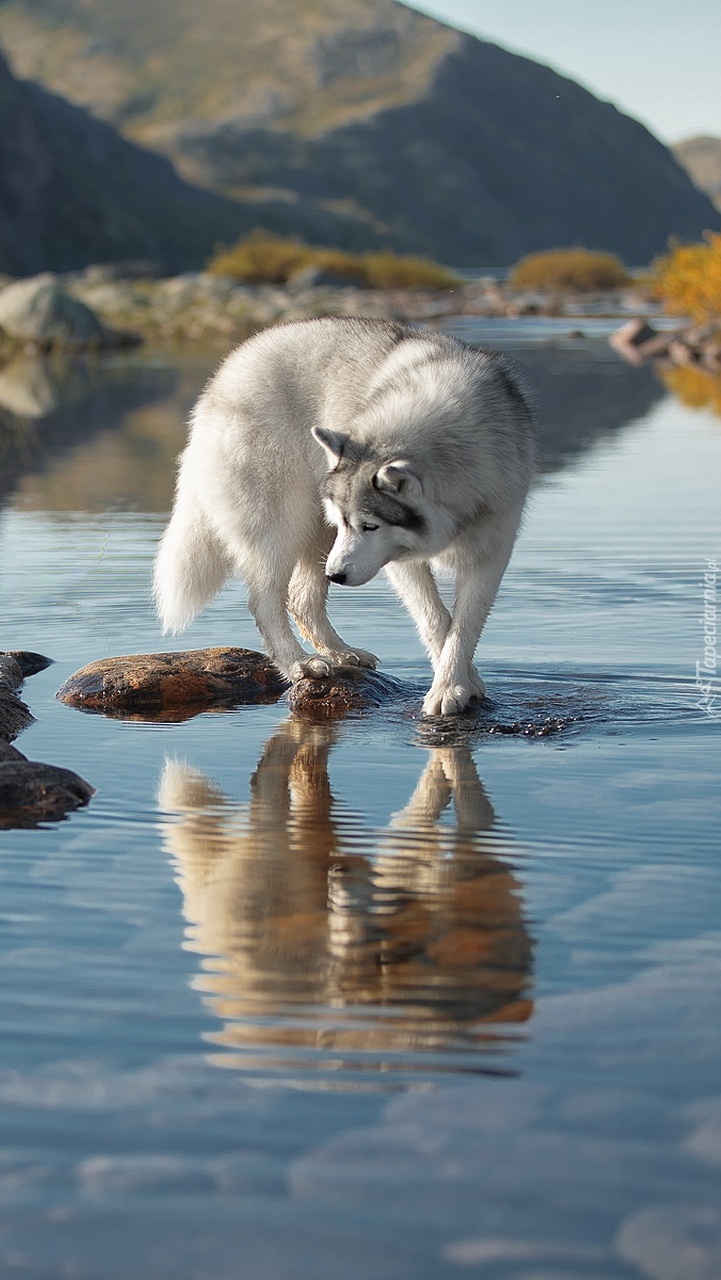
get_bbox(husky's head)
[312,426,428,586]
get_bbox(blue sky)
[409,0,720,143]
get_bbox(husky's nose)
[328,571,347,585]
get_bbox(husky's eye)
[361,521,379,533]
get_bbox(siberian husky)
[153,317,534,715]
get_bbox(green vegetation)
[509,248,631,293]
[649,233,721,324]
[207,231,460,290]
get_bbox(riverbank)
[68,270,657,346]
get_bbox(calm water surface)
[0,322,719,1279]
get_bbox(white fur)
[153,318,534,714]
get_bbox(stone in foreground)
[57,647,287,719]
[0,756,95,829]
[288,667,409,719]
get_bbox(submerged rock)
[287,667,409,719]
[57,647,287,719]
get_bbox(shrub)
[509,247,631,293]
[207,230,459,290]
[207,230,320,284]
[360,252,459,290]
[649,232,721,324]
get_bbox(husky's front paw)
[325,647,378,671]
[422,681,474,717]
[289,656,333,682]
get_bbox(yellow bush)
[360,252,459,290]
[509,247,631,293]
[660,364,721,415]
[649,233,721,324]
[207,230,320,283]
[207,230,459,290]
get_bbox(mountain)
[672,137,721,212]
[0,48,257,276]
[1,0,718,266]
[0,45,390,278]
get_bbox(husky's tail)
[153,488,234,634]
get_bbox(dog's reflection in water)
[158,723,533,1070]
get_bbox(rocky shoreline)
[0,266,658,353]
[610,317,721,371]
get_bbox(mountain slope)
[1,0,718,265]
[0,48,252,275]
[673,136,721,212]
[0,45,393,277]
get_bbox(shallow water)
[0,326,719,1279]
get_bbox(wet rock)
[0,655,24,692]
[287,667,409,719]
[0,684,33,742]
[57,647,287,719]
[0,647,93,827]
[0,651,53,743]
[0,650,54,678]
[0,759,95,829]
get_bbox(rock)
[609,317,660,363]
[0,685,33,742]
[0,651,52,742]
[0,656,24,691]
[57,647,287,719]
[287,667,409,719]
[0,650,53,678]
[0,647,94,827]
[0,759,94,829]
[0,274,110,350]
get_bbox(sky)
[408,0,720,144]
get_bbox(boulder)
[0,650,53,744]
[1,650,53,678]
[609,317,660,364]
[0,274,108,349]
[0,683,33,742]
[0,649,93,828]
[0,758,95,829]
[287,667,409,719]
[57,647,287,719]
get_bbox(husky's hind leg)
[288,559,377,670]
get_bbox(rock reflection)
[158,723,533,1073]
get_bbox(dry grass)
[207,230,459,290]
[509,247,631,293]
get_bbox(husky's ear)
[312,426,348,469]
[374,460,421,498]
